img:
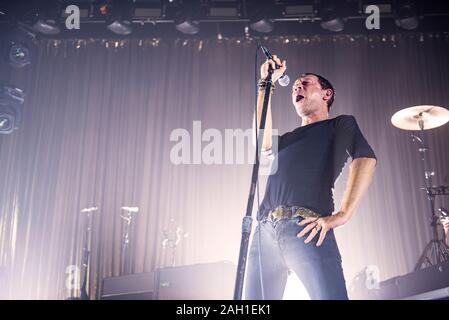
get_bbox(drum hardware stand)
[120,207,139,275]
[161,218,189,268]
[411,118,449,271]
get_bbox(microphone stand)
[233,66,274,300]
[120,207,139,275]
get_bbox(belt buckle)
[272,206,292,220]
[272,206,283,220]
[267,206,282,222]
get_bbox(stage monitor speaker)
[101,272,156,300]
[156,261,236,300]
[350,260,449,300]
[399,260,449,299]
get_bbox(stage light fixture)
[7,41,31,68]
[247,0,277,34]
[395,1,419,30]
[2,27,36,68]
[0,84,25,135]
[172,0,202,35]
[319,3,344,32]
[33,19,60,35]
[100,4,109,16]
[105,0,134,35]
[175,18,200,35]
[32,0,61,35]
[249,17,274,33]
[107,20,132,35]
[0,105,16,134]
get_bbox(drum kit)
[391,105,449,271]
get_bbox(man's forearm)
[338,157,377,223]
[252,90,273,151]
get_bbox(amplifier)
[101,272,156,300]
[100,261,236,300]
[156,261,236,300]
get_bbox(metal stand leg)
[412,119,449,271]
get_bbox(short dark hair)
[303,73,335,111]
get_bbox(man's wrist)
[258,79,276,92]
[335,210,351,225]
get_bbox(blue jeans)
[245,216,348,300]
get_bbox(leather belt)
[266,205,320,222]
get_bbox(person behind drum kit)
[443,178,449,247]
[438,207,449,247]
[443,219,449,247]
[246,54,377,300]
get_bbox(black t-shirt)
[257,115,377,220]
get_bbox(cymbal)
[391,105,449,131]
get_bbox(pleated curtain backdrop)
[0,33,449,299]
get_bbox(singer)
[245,54,377,300]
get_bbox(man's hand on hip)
[297,212,348,247]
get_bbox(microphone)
[438,207,449,217]
[81,206,98,213]
[260,46,290,87]
[121,206,139,213]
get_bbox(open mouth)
[296,95,304,102]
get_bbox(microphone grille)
[278,74,290,87]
